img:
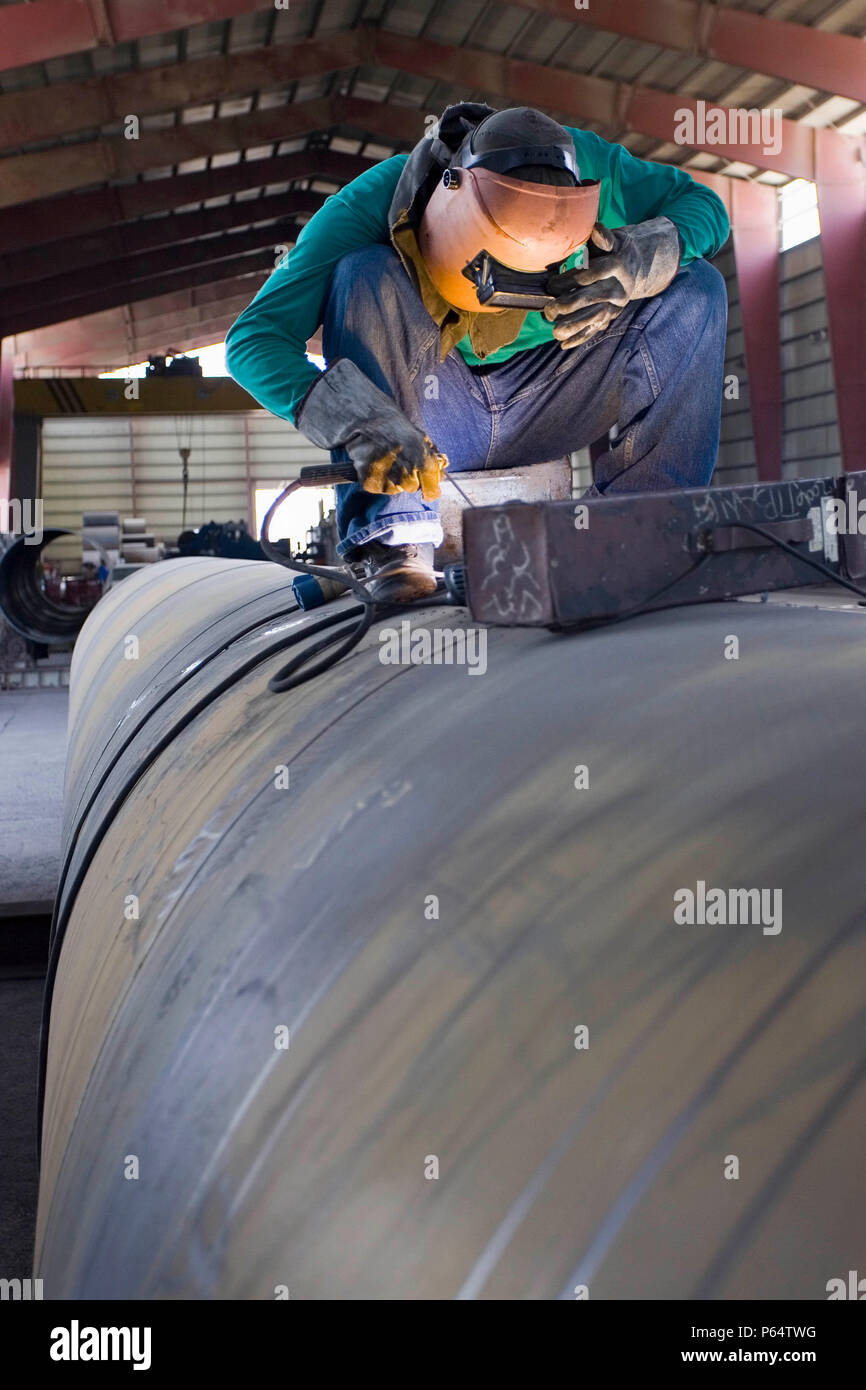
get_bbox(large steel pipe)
[0,529,91,645]
[36,557,866,1299]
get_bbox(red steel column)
[731,180,783,482]
[814,128,866,472]
[0,338,13,504]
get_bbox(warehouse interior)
[1,0,865,1305]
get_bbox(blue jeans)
[321,244,728,556]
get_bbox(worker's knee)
[323,244,428,365]
[326,244,407,319]
[671,258,728,338]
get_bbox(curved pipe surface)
[36,557,866,1299]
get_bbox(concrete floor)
[0,689,67,1277]
[0,689,67,916]
[0,970,44,1278]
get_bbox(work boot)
[346,540,438,603]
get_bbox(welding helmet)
[417,107,601,312]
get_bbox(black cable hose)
[266,587,460,693]
[551,519,866,633]
[259,480,378,605]
[268,604,375,693]
[705,520,866,603]
[259,476,458,693]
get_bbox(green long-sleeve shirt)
[225,126,730,426]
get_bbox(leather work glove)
[296,357,448,499]
[544,216,682,350]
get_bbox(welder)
[227,104,729,602]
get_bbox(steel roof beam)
[516,1,866,106]
[17,298,254,359]
[5,9,866,154]
[24,314,252,368]
[0,93,406,209]
[115,275,265,328]
[370,30,834,183]
[0,29,367,151]
[0,149,371,256]
[9,279,264,369]
[0,27,856,223]
[1,219,301,335]
[0,1,270,73]
[1,31,852,215]
[131,301,254,339]
[0,190,324,289]
[10,305,254,369]
[105,331,239,363]
[0,244,275,338]
[127,275,266,323]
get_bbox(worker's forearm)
[226,157,403,425]
[567,127,730,266]
[226,312,319,425]
[659,188,729,264]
